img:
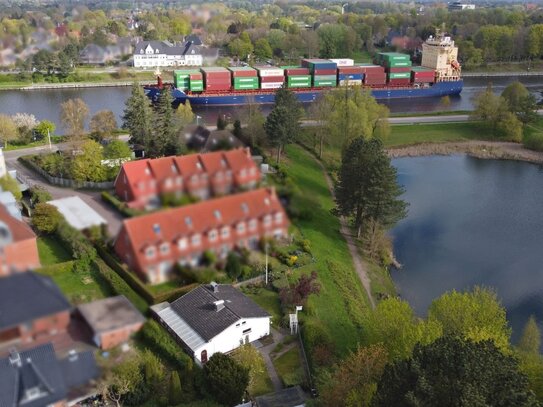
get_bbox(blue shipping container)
[338,73,364,80]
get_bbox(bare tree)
[60,98,89,138]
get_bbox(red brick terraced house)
[114,188,290,284]
[114,147,261,209]
[0,204,40,277]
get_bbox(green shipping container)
[385,60,412,68]
[233,77,259,84]
[287,75,311,82]
[378,52,410,62]
[313,74,336,81]
[286,82,311,88]
[190,86,204,91]
[313,80,336,87]
[388,72,411,79]
[234,82,259,90]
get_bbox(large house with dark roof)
[151,283,270,365]
[0,343,98,407]
[0,272,71,345]
[0,203,40,277]
[114,187,289,284]
[114,148,261,209]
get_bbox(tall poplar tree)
[122,82,153,148]
[335,137,407,238]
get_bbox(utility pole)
[47,129,52,151]
[265,242,269,285]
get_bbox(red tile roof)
[0,204,36,242]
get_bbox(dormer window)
[264,198,270,206]
[165,178,173,188]
[221,227,230,239]
[140,49,144,54]
[214,210,221,221]
[185,216,192,227]
[145,246,156,259]
[274,212,283,223]
[155,49,159,54]
[240,169,247,177]
[237,222,246,234]
[196,162,202,170]
[153,223,161,235]
[178,238,188,250]
[209,230,218,242]
[241,203,249,214]
[249,219,257,231]
[263,215,272,226]
[192,234,201,246]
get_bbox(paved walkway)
[307,150,376,309]
[257,328,287,392]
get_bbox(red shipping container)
[204,71,231,77]
[359,65,385,74]
[412,72,435,79]
[364,73,387,81]
[189,73,203,80]
[313,69,337,75]
[285,68,309,75]
[387,78,411,86]
[338,66,363,74]
[364,78,386,85]
[260,76,285,83]
[205,84,231,91]
[387,67,411,73]
[230,70,257,78]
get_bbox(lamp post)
[196,115,202,126]
[265,242,269,285]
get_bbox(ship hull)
[144,80,463,106]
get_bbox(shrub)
[29,186,52,205]
[202,250,217,266]
[100,191,142,217]
[138,320,193,372]
[55,219,97,266]
[225,252,242,280]
[32,203,61,234]
[297,239,311,254]
[523,132,543,152]
[169,371,183,406]
[205,353,249,406]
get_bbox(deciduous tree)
[174,100,194,130]
[335,137,407,238]
[280,270,321,308]
[32,203,61,234]
[519,316,541,354]
[70,140,106,182]
[90,110,118,142]
[232,345,266,391]
[205,353,249,406]
[0,114,19,147]
[60,98,89,138]
[502,81,538,124]
[374,337,538,407]
[428,286,511,352]
[34,120,56,140]
[363,297,442,361]
[319,344,388,407]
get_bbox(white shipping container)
[329,58,354,67]
[256,68,284,77]
[260,82,284,89]
[339,79,363,86]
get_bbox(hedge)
[101,191,143,218]
[138,319,194,372]
[93,258,148,314]
[96,244,199,304]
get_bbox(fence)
[19,156,114,190]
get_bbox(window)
[185,217,192,227]
[165,178,173,188]
[201,350,208,363]
[153,223,161,235]
[275,212,283,223]
[208,230,218,242]
[249,219,257,231]
[241,203,249,214]
[176,176,183,186]
[160,242,170,254]
[214,210,222,221]
[240,169,247,177]
[221,227,230,239]
[250,167,256,176]
[192,234,201,246]
[263,215,272,226]
[237,222,245,234]
[145,246,156,259]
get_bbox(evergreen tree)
[519,316,541,354]
[374,337,538,407]
[150,88,180,157]
[335,137,407,238]
[122,82,153,148]
[205,353,249,406]
[168,371,182,406]
[233,119,243,139]
[225,252,242,280]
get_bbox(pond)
[392,155,543,342]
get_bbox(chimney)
[214,300,225,312]
[210,281,218,293]
[8,349,21,367]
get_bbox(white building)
[133,40,205,68]
[448,2,475,10]
[151,283,271,366]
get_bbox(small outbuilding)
[48,196,107,231]
[77,295,146,350]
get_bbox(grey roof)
[0,272,71,331]
[170,284,270,342]
[0,343,98,407]
[77,295,145,334]
[185,34,202,46]
[48,196,107,231]
[256,386,307,407]
[134,40,206,57]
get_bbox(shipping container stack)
[358,63,387,86]
[255,66,285,90]
[228,67,259,90]
[378,52,413,86]
[282,66,311,89]
[302,59,338,87]
[201,67,232,92]
[411,67,436,84]
[189,72,204,92]
[174,69,201,90]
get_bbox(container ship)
[144,33,462,106]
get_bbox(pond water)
[392,155,543,342]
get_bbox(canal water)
[392,155,543,343]
[0,76,541,134]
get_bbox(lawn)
[37,236,73,266]
[244,287,283,326]
[249,366,275,397]
[272,346,305,387]
[282,144,370,354]
[37,261,112,304]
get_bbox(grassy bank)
[282,144,370,354]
